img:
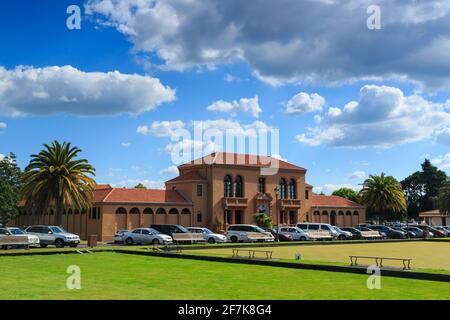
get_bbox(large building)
[13,152,365,241]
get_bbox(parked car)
[340,227,363,240]
[411,224,445,238]
[278,227,310,241]
[265,228,293,241]
[0,227,40,248]
[331,226,353,240]
[393,226,417,238]
[356,226,387,239]
[226,224,274,243]
[122,228,173,245]
[296,223,333,240]
[24,225,80,248]
[367,225,406,239]
[187,227,227,244]
[434,226,450,237]
[150,224,190,237]
[403,226,432,238]
[114,229,128,243]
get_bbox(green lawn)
[184,241,450,272]
[1,252,450,300]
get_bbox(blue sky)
[0,0,449,193]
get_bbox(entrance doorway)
[235,210,242,224]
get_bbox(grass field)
[184,241,450,272]
[1,252,450,300]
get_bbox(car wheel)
[208,238,216,244]
[40,244,48,248]
[55,239,65,248]
[300,236,306,241]
[338,235,345,240]
[152,238,160,245]
[230,236,238,243]
[125,237,134,245]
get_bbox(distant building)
[13,152,366,241]
[419,209,449,226]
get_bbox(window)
[258,177,266,193]
[288,179,296,199]
[279,179,287,199]
[116,207,127,214]
[197,212,202,222]
[97,207,101,220]
[130,208,140,215]
[309,224,320,230]
[197,184,203,196]
[132,229,141,234]
[235,175,243,197]
[92,207,97,220]
[224,175,232,197]
[305,190,309,200]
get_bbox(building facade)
[13,152,366,241]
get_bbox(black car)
[264,228,293,242]
[340,227,362,240]
[367,225,406,239]
[150,224,189,237]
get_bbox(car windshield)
[333,226,343,232]
[254,226,266,233]
[178,226,190,233]
[202,228,214,234]
[50,226,66,234]
[148,228,160,234]
[8,228,25,235]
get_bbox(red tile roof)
[166,171,207,184]
[311,195,365,208]
[179,152,306,171]
[96,188,191,204]
[94,184,112,190]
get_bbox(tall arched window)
[130,208,140,215]
[235,175,243,197]
[288,179,296,199]
[116,207,127,214]
[224,175,232,197]
[279,178,287,199]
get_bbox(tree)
[0,176,19,225]
[134,183,147,189]
[438,181,450,215]
[253,212,273,228]
[401,159,447,218]
[359,173,406,221]
[332,188,358,202]
[0,153,22,191]
[21,141,96,226]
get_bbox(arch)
[330,210,337,225]
[353,211,359,216]
[338,210,344,215]
[345,210,352,216]
[235,175,244,197]
[224,175,233,197]
[288,179,296,199]
[130,207,140,215]
[156,208,166,215]
[279,178,287,199]
[181,208,191,215]
[313,210,320,215]
[143,208,153,215]
[169,208,179,215]
[322,210,329,215]
[115,207,127,214]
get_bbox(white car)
[226,224,274,243]
[187,227,227,244]
[114,230,128,243]
[278,227,310,241]
[25,225,80,248]
[122,228,173,245]
[0,227,40,247]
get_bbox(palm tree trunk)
[55,201,63,227]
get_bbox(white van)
[296,223,335,240]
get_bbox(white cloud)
[349,171,366,180]
[207,95,261,118]
[431,153,450,171]
[436,128,450,145]
[86,0,450,90]
[314,183,362,195]
[271,154,287,162]
[165,139,218,155]
[159,165,179,175]
[285,92,325,115]
[113,179,166,189]
[0,122,6,129]
[296,85,450,148]
[0,65,175,116]
[137,120,185,137]
[224,74,240,82]
[121,142,131,148]
[198,119,275,136]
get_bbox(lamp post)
[274,186,280,242]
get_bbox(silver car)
[187,227,227,244]
[122,228,173,245]
[25,225,80,248]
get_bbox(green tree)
[0,176,19,225]
[332,187,358,202]
[253,212,273,228]
[134,183,147,189]
[438,181,450,215]
[0,152,22,191]
[359,173,406,221]
[21,141,96,226]
[401,159,447,218]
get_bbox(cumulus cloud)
[349,171,366,180]
[0,65,175,116]
[0,122,6,130]
[207,96,261,118]
[159,165,179,175]
[165,139,218,155]
[137,120,185,137]
[285,92,325,115]
[86,0,450,90]
[431,153,450,171]
[296,85,450,148]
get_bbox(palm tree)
[21,141,96,226]
[358,173,406,221]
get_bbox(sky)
[0,0,449,194]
